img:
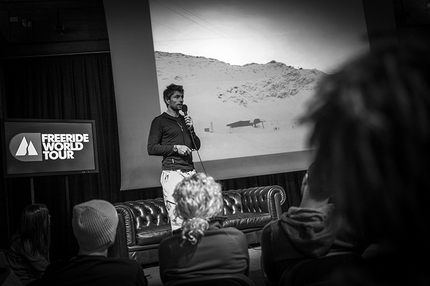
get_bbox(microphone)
[182,104,192,131]
[182,104,188,116]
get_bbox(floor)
[143,245,265,286]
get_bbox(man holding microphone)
[147,83,201,233]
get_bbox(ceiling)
[0,0,108,57]
[0,0,429,57]
[393,0,430,27]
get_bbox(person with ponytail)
[158,172,249,284]
[7,204,51,285]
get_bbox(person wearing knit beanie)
[72,199,119,253]
[31,199,148,285]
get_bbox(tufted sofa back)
[223,186,285,217]
[114,185,286,265]
[115,198,170,247]
[115,185,285,246]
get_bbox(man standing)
[147,84,201,232]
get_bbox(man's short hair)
[163,84,184,106]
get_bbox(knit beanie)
[72,199,119,252]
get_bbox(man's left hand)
[184,115,193,129]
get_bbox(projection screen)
[104,0,370,190]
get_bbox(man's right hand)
[175,145,192,156]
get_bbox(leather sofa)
[114,185,286,265]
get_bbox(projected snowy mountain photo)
[155,51,324,160]
[149,0,369,161]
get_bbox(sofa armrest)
[114,204,137,247]
[107,212,129,259]
[115,198,171,246]
[223,185,286,220]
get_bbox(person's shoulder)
[42,259,70,277]
[114,257,140,266]
[260,219,282,244]
[9,233,19,242]
[76,256,142,272]
[8,234,20,249]
[111,257,142,271]
[221,226,246,235]
[218,227,248,243]
[152,113,165,121]
[262,219,276,233]
[46,259,70,267]
[159,233,182,248]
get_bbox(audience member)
[7,204,50,285]
[30,199,147,286]
[158,172,250,284]
[0,251,23,286]
[260,163,366,286]
[301,39,430,285]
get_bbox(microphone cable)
[183,104,207,175]
[190,132,207,175]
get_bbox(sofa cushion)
[222,212,272,230]
[136,224,171,245]
[114,185,287,266]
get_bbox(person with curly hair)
[7,204,50,285]
[158,172,249,284]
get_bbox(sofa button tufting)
[114,186,286,265]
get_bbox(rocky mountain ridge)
[155,51,325,107]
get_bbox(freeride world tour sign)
[1,119,99,177]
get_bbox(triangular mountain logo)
[15,137,39,156]
[10,133,42,162]
[28,141,38,155]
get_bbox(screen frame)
[103,0,394,190]
[1,118,99,178]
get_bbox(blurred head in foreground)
[301,40,430,253]
[173,172,224,245]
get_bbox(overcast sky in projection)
[149,0,368,73]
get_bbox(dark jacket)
[7,234,49,285]
[261,204,366,286]
[29,255,147,286]
[158,221,249,283]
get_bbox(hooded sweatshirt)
[261,204,365,285]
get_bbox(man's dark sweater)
[148,112,200,171]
